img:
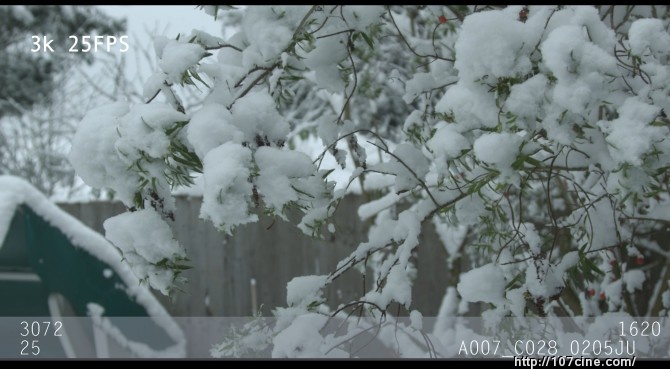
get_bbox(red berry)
[636,256,644,265]
[599,292,606,300]
[587,288,596,297]
[438,15,447,24]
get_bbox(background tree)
[0,5,125,195]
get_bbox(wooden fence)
[58,195,452,317]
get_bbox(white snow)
[436,83,499,131]
[143,71,168,101]
[358,191,407,221]
[87,303,181,358]
[505,74,549,125]
[69,102,140,206]
[341,6,384,31]
[454,9,531,82]
[426,124,470,161]
[628,18,670,58]
[372,143,429,194]
[588,200,620,250]
[158,41,206,84]
[271,313,340,358]
[525,252,578,302]
[0,175,185,357]
[255,146,316,216]
[598,97,667,166]
[186,103,244,160]
[302,35,349,93]
[505,288,526,317]
[384,264,414,307]
[473,132,522,171]
[116,103,188,159]
[103,209,186,296]
[457,263,507,306]
[432,220,467,267]
[519,222,542,255]
[238,6,300,69]
[230,90,290,145]
[433,287,459,335]
[69,101,190,209]
[286,275,328,308]
[623,269,646,294]
[409,310,423,331]
[200,142,258,234]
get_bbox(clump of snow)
[69,102,140,206]
[473,132,522,170]
[272,313,341,358]
[104,209,186,296]
[255,146,316,217]
[302,35,349,93]
[525,265,556,302]
[187,103,244,160]
[598,97,667,166]
[505,288,526,317]
[286,275,328,308]
[316,113,341,146]
[200,143,258,234]
[587,200,620,250]
[103,268,113,279]
[433,287,460,335]
[230,91,290,145]
[116,103,188,159]
[143,71,168,101]
[432,219,467,268]
[541,15,618,116]
[158,41,206,84]
[505,74,548,124]
[358,191,406,221]
[427,124,470,161]
[409,310,423,331]
[519,222,542,255]
[237,6,300,69]
[372,143,429,194]
[454,9,531,81]
[623,269,646,294]
[435,83,499,131]
[662,288,670,310]
[297,205,332,236]
[525,252,579,302]
[558,251,580,272]
[457,263,507,306]
[384,264,414,307]
[628,18,670,59]
[70,101,192,210]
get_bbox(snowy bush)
[70,5,670,357]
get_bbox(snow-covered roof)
[0,175,186,358]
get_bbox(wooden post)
[250,278,258,316]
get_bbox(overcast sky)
[94,6,225,83]
[100,6,223,40]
